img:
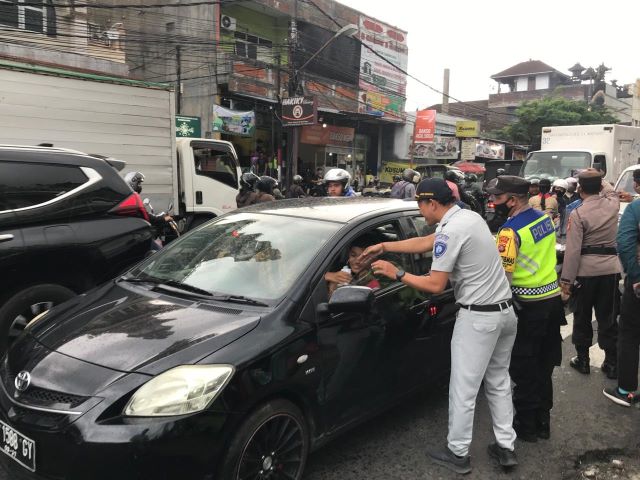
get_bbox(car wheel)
[220,399,309,480]
[0,284,75,352]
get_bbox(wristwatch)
[395,269,406,282]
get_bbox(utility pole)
[176,45,182,115]
[287,0,299,188]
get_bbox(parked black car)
[0,197,457,480]
[0,145,152,352]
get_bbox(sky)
[339,0,640,111]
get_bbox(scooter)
[143,199,180,251]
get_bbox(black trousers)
[618,279,640,392]
[510,296,564,430]
[572,274,620,357]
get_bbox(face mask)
[494,201,512,217]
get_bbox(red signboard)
[414,109,436,144]
[300,125,355,147]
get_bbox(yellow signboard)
[380,161,410,184]
[456,120,479,138]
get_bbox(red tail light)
[109,193,149,221]
[487,201,495,209]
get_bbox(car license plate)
[0,421,35,472]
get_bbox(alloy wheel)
[9,301,53,341]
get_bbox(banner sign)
[456,120,480,138]
[175,115,201,137]
[461,139,476,161]
[413,136,459,160]
[380,161,410,184]
[414,109,437,144]
[357,14,408,121]
[281,96,317,127]
[476,140,505,159]
[212,105,255,137]
[300,125,355,147]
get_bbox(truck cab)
[176,138,242,229]
[521,150,606,182]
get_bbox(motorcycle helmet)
[464,173,478,183]
[393,174,402,182]
[496,168,506,177]
[256,176,278,194]
[402,168,420,183]
[293,174,303,184]
[444,169,464,184]
[240,172,260,190]
[323,168,351,189]
[124,171,145,194]
[552,179,569,191]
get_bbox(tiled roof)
[491,60,569,79]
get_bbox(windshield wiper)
[121,276,213,298]
[210,294,269,307]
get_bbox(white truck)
[522,124,640,184]
[0,61,240,229]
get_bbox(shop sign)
[413,136,459,160]
[358,90,405,121]
[300,125,355,147]
[414,109,437,144]
[456,120,479,138]
[461,139,476,161]
[212,105,255,137]
[175,115,201,138]
[476,140,505,160]
[281,96,317,127]
[380,161,410,184]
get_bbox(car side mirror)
[328,286,374,314]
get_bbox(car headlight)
[123,365,234,417]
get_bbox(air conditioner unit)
[221,15,237,31]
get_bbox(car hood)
[32,282,261,375]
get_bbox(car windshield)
[523,151,591,180]
[616,170,637,193]
[130,213,341,302]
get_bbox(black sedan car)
[0,198,457,480]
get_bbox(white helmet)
[552,179,569,190]
[565,177,578,185]
[323,168,351,188]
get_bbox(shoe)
[513,419,538,443]
[601,361,618,379]
[603,387,636,407]
[428,446,472,475]
[488,443,518,468]
[570,355,590,374]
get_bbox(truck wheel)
[0,284,75,352]
[219,399,309,480]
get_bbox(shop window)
[193,147,238,189]
[0,0,56,35]
[234,31,273,63]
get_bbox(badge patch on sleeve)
[434,241,447,258]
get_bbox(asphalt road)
[0,317,637,480]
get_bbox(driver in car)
[324,235,381,297]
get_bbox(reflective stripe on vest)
[512,214,559,300]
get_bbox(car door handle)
[0,234,14,243]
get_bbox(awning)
[453,161,486,174]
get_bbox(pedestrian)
[604,168,640,406]
[529,178,559,218]
[324,168,356,197]
[362,178,518,474]
[488,175,565,442]
[560,169,621,378]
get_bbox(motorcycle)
[143,198,180,252]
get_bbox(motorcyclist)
[255,176,278,203]
[287,174,306,198]
[463,173,485,216]
[446,169,478,212]
[390,168,420,199]
[124,171,174,250]
[236,172,260,208]
[324,168,356,197]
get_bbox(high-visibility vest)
[499,209,560,300]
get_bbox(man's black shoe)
[428,446,472,475]
[569,355,590,374]
[488,443,518,468]
[601,361,618,379]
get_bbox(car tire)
[219,399,309,480]
[0,284,75,352]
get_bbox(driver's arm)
[380,234,435,254]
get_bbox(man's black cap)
[578,168,603,189]
[415,178,454,202]
[486,175,530,195]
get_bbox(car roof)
[0,145,119,170]
[621,165,640,173]
[240,197,419,223]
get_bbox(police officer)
[529,178,558,217]
[560,169,621,378]
[362,178,518,474]
[488,175,565,442]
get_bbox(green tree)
[498,97,619,150]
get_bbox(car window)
[131,212,341,302]
[0,161,88,211]
[616,170,636,193]
[409,216,436,275]
[193,146,238,189]
[325,221,411,297]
